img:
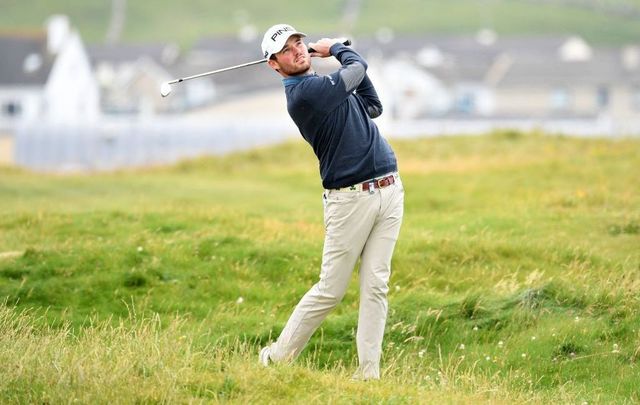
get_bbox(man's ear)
[267,58,280,73]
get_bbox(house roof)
[185,36,278,98]
[87,42,180,67]
[497,48,628,87]
[357,34,511,83]
[0,32,55,86]
[191,35,262,61]
[357,34,640,87]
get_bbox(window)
[2,102,22,117]
[632,86,640,111]
[550,88,570,111]
[456,92,476,114]
[596,86,610,109]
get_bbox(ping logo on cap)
[270,26,294,42]
[261,24,306,59]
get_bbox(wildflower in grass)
[498,340,504,348]
[418,350,425,358]
[137,246,144,252]
[612,344,620,353]
[459,343,465,350]
[395,285,401,292]
[485,356,491,361]
[521,353,527,358]
[473,326,478,331]
[574,316,580,322]
[236,297,244,304]
[531,336,536,341]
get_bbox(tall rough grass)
[0,305,201,403]
[0,304,583,404]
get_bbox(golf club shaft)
[168,59,267,85]
[168,39,352,85]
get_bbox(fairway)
[0,133,639,403]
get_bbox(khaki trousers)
[269,174,404,379]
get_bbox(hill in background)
[2,0,640,48]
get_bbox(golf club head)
[160,82,173,97]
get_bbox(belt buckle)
[377,178,386,188]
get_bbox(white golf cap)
[261,24,307,59]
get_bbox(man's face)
[268,35,311,76]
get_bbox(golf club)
[160,39,351,97]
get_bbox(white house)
[0,15,99,134]
[87,42,212,114]
[0,34,51,133]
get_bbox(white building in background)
[0,15,100,133]
[358,33,640,135]
[43,16,100,124]
[87,42,210,115]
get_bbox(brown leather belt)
[362,174,395,191]
[333,173,397,192]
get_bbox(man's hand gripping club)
[307,38,349,58]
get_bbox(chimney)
[558,36,592,62]
[622,46,640,71]
[46,14,70,54]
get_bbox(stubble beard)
[280,57,311,77]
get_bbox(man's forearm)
[356,74,383,118]
[331,44,369,94]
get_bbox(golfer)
[259,24,404,380]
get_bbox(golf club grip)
[308,39,351,54]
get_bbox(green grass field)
[1,133,639,403]
[2,0,640,46]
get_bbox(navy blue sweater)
[282,43,397,189]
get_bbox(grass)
[0,132,639,403]
[0,305,574,404]
[2,0,640,46]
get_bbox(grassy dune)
[0,132,639,403]
[3,0,640,46]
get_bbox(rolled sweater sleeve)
[331,44,383,118]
